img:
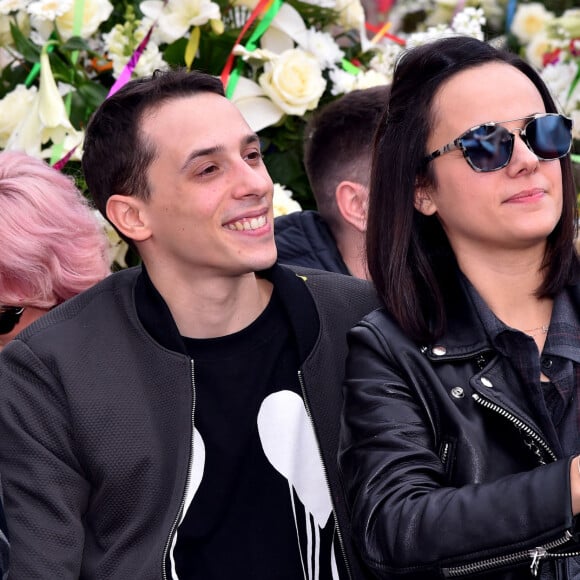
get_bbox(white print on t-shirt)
[257,390,339,580]
[170,427,206,580]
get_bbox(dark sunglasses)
[425,113,573,172]
[0,306,25,335]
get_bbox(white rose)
[273,183,302,217]
[334,0,365,30]
[510,2,554,44]
[525,32,554,70]
[55,0,113,40]
[0,84,38,148]
[259,49,326,116]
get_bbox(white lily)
[6,48,76,157]
[93,211,130,269]
[140,0,221,44]
[268,3,307,45]
[38,49,75,144]
[229,76,284,132]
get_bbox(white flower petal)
[261,27,295,54]
[38,51,74,131]
[230,77,284,131]
[270,3,307,39]
[139,0,165,19]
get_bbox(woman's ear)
[106,195,152,243]
[414,184,437,216]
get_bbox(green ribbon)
[50,0,85,165]
[341,58,360,75]
[225,0,284,99]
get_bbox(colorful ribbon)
[365,21,405,45]
[107,23,156,98]
[220,0,280,95]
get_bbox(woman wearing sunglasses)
[338,36,579,579]
[0,151,111,350]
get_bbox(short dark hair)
[303,85,390,235]
[82,69,225,221]
[366,36,578,343]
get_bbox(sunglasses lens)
[461,124,513,172]
[0,308,24,335]
[527,114,572,160]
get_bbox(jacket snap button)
[432,346,447,356]
[450,387,464,399]
[541,358,553,369]
[481,377,493,388]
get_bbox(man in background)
[275,85,390,279]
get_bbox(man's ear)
[414,184,437,216]
[335,181,368,233]
[106,195,152,243]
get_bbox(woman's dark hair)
[366,36,578,344]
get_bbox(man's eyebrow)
[179,133,261,173]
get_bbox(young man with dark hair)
[0,69,378,579]
[275,85,390,279]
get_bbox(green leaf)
[9,23,41,64]
[48,52,76,83]
[76,82,108,110]
[61,36,92,52]
[162,38,189,67]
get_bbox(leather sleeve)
[0,339,89,579]
[338,318,575,579]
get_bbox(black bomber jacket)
[0,264,379,580]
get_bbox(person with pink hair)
[0,150,111,350]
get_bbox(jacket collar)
[135,263,319,364]
[423,269,491,361]
[424,261,580,362]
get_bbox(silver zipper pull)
[530,547,547,576]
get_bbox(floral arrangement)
[0,0,578,259]
[0,0,487,203]
[510,4,579,141]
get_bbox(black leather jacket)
[338,278,580,580]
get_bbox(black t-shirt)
[168,289,340,579]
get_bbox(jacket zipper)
[442,531,573,577]
[162,359,196,580]
[440,441,450,466]
[472,393,557,463]
[297,370,352,580]
[442,392,564,578]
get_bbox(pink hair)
[0,151,111,309]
